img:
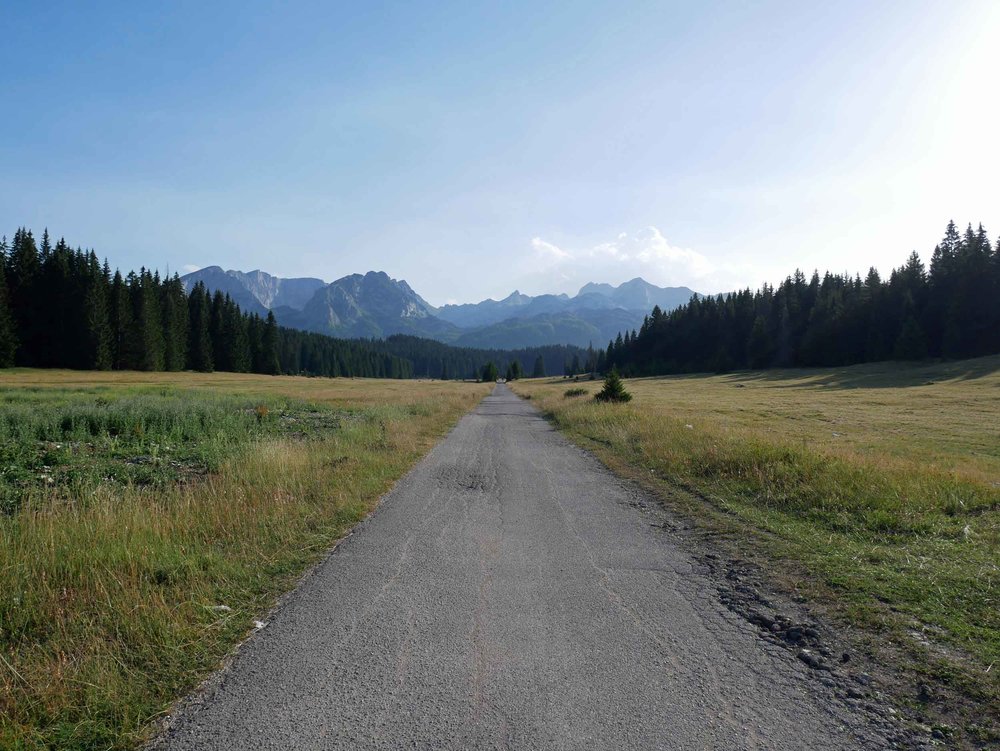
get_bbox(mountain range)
[180,266,697,349]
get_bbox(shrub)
[564,387,587,397]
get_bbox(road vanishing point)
[154,385,893,750]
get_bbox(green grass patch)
[0,386,345,513]
[0,372,487,750]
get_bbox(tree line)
[379,335,586,381]
[0,227,593,380]
[606,221,1000,375]
[0,228,413,377]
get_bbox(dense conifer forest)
[605,221,1000,375]
[0,228,586,380]
[0,228,417,378]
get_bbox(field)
[5,362,998,747]
[513,356,1000,741]
[0,370,488,750]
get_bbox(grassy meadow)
[513,357,1000,736]
[0,370,488,750]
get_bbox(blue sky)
[2,1,998,305]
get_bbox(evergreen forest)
[605,221,1000,375]
[0,228,586,380]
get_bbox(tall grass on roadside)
[0,374,487,751]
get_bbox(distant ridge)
[437,277,695,329]
[180,266,699,349]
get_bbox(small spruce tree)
[594,367,632,403]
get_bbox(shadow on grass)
[643,355,1000,391]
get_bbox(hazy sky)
[2,1,998,305]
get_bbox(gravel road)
[154,384,897,750]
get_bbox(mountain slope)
[180,267,325,315]
[454,308,644,350]
[580,277,696,311]
[277,271,459,340]
[434,291,537,328]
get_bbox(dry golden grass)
[0,368,474,409]
[0,370,488,750]
[514,357,1000,738]
[527,357,1000,484]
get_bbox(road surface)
[154,384,894,750]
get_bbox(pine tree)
[951,223,994,358]
[594,367,632,403]
[187,283,213,372]
[222,299,251,372]
[481,361,499,382]
[0,253,17,367]
[746,315,771,369]
[992,234,1000,354]
[133,269,165,371]
[83,256,112,369]
[209,291,227,370]
[893,314,928,360]
[39,229,52,260]
[247,314,262,371]
[110,271,134,369]
[161,275,188,371]
[532,354,545,378]
[7,229,40,365]
[261,311,281,375]
[927,221,962,356]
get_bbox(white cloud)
[522,226,735,293]
[588,227,714,277]
[181,264,201,273]
[531,236,572,262]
